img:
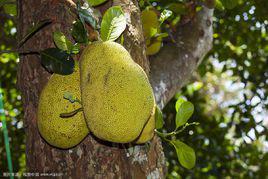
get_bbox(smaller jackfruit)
[37,66,89,149]
[146,39,162,56]
[141,9,162,55]
[135,105,156,144]
[141,9,159,38]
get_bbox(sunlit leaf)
[176,101,194,128]
[155,106,164,129]
[63,92,75,103]
[171,140,196,169]
[100,6,126,41]
[159,9,172,25]
[53,31,73,53]
[215,0,225,11]
[175,97,186,112]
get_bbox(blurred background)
[0,0,268,178]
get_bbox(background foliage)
[0,0,267,178]
[0,0,25,175]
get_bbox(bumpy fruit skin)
[37,66,89,149]
[135,105,156,144]
[80,41,155,143]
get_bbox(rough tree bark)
[17,0,213,178]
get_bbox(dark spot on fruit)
[87,73,91,83]
[103,67,112,87]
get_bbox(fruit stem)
[60,107,83,118]
[155,122,200,138]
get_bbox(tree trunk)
[17,0,213,178]
[17,0,166,178]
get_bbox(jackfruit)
[80,41,155,143]
[141,9,159,39]
[141,9,162,55]
[146,39,162,56]
[37,66,89,149]
[135,105,156,144]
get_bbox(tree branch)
[150,6,214,109]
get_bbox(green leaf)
[159,9,172,25]
[53,31,73,53]
[215,0,225,11]
[63,92,81,104]
[171,140,196,169]
[87,0,107,6]
[18,19,51,47]
[72,20,89,44]
[40,48,74,75]
[100,6,126,41]
[155,106,164,129]
[77,2,101,29]
[63,92,75,103]
[175,97,186,112]
[220,0,238,9]
[176,101,194,128]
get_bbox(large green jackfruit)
[37,66,89,149]
[80,41,155,143]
